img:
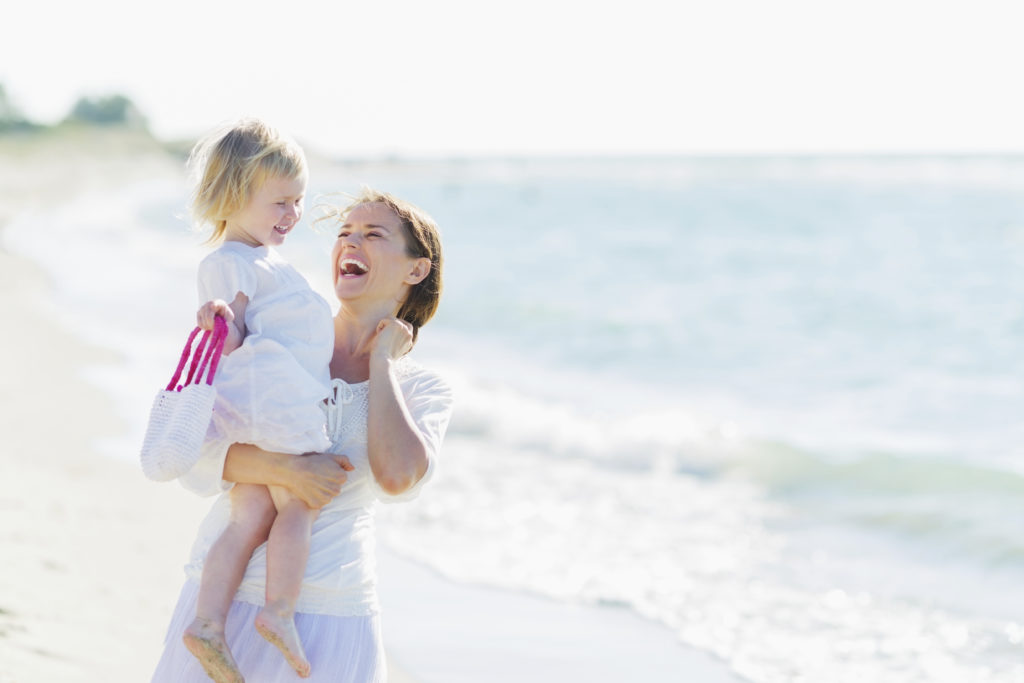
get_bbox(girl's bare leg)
[254,484,318,678]
[184,483,275,683]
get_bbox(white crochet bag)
[140,317,228,481]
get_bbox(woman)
[152,189,452,682]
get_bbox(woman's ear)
[405,257,431,285]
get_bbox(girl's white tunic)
[198,241,334,455]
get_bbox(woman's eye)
[367,232,381,238]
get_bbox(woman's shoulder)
[395,355,442,380]
[395,357,453,398]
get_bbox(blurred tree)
[65,94,148,130]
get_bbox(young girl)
[181,118,336,681]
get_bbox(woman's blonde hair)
[188,118,307,243]
[318,188,444,342]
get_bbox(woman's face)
[330,202,426,309]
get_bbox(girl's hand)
[285,453,355,509]
[369,317,414,362]
[197,299,234,331]
[197,293,247,354]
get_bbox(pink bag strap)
[194,317,228,386]
[165,316,229,392]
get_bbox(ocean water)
[8,154,1024,681]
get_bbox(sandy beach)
[0,130,209,682]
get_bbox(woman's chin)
[334,279,367,299]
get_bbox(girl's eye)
[367,232,381,238]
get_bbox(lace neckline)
[330,376,369,391]
[323,357,417,442]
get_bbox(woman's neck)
[330,303,399,383]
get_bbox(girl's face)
[330,202,429,308]
[223,174,306,248]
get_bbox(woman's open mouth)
[339,258,369,278]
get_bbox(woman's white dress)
[151,356,453,682]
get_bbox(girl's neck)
[222,231,266,249]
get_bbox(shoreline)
[377,548,745,682]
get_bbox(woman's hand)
[369,317,415,362]
[284,453,356,509]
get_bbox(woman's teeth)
[340,258,368,276]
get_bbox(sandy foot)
[183,618,245,683]
[254,607,311,678]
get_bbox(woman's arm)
[221,443,354,508]
[367,320,430,495]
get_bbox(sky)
[4,0,1024,157]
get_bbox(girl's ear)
[405,257,431,285]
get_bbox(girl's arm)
[366,318,431,495]
[221,444,355,509]
[196,292,248,354]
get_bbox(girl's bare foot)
[183,617,244,683]
[254,605,310,678]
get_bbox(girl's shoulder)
[201,241,268,264]
[196,243,270,300]
[198,243,306,287]
[198,242,266,274]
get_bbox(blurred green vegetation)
[0,84,151,136]
[65,94,148,129]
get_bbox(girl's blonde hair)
[187,118,307,243]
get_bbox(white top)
[179,357,454,616]
[197,242,334,454]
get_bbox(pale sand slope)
[0,236,211,682]
[0,130,206,682]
